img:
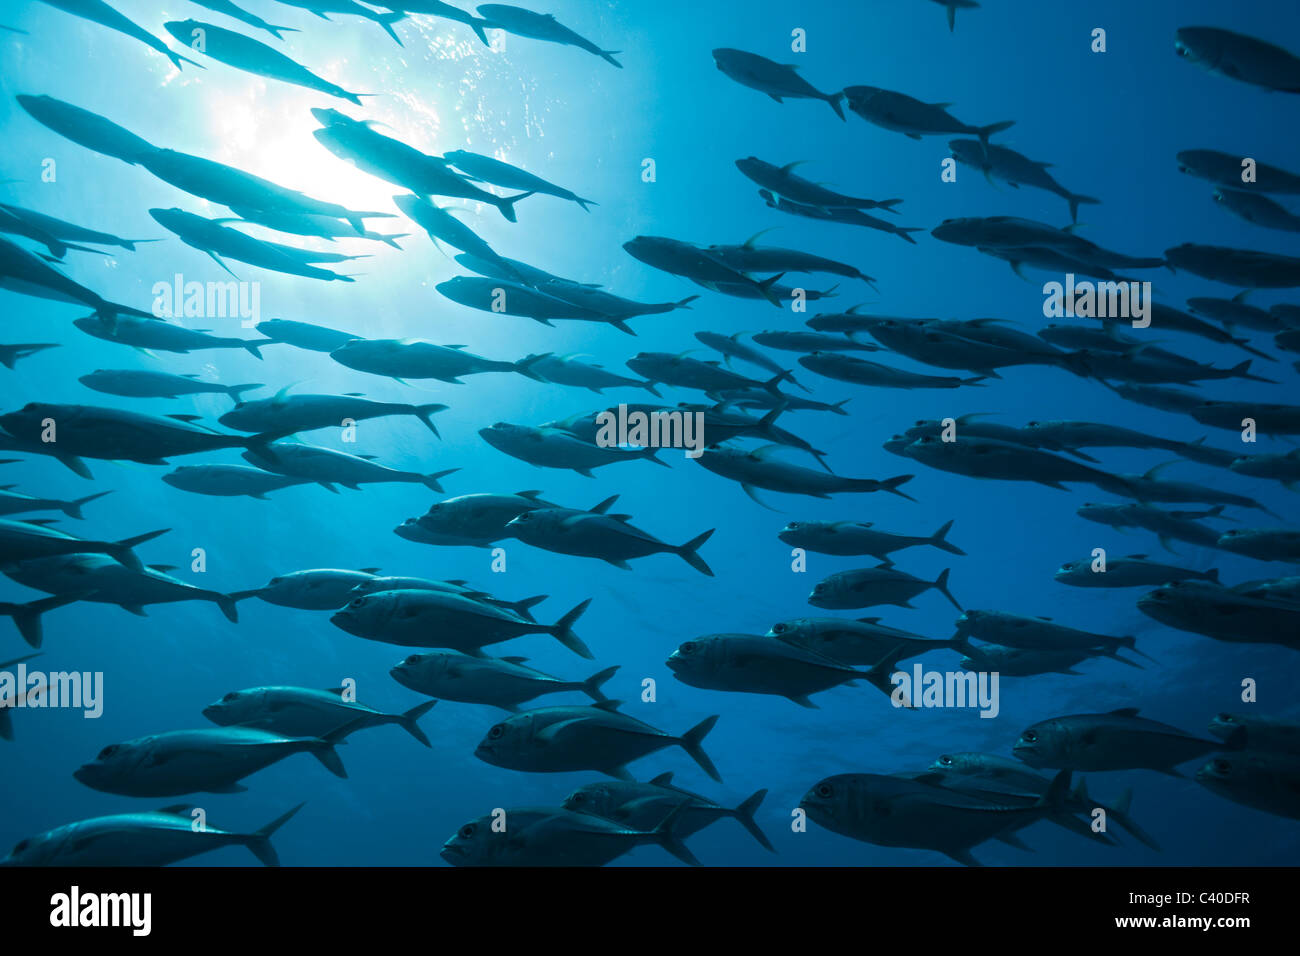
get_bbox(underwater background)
[0,0,1297,866]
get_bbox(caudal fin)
[416,403,449,438]
[582,664,620,701]
[394,699,437,747]
[929,519,966,556]
[264,25,300,41]
[244,802,306,866]
[678,715,722,782]
[227,384,264,405]
[732,789,775,852]
[374,11,406,45]
[1117,635,1158,664]
[107,528,170,571]
[934,567,963,612]
[7,594,81,648]
[825,91,846,121]
[62,490,111,519]
[876,474,917,502]
[675,528,715,576]
[650,802,700,866]
[308,723,356,778]
[421,468,459,493]
[977,120,1016,148]
[548,598,594,659]
[755,272,787,307]
[494,190,536,223]
[1067,193,1101,224]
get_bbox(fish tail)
[679,714,722,782]
[830,398,851,416]
[896,227,923,244]
[169,49,205,72]
[62,489,111,520]
[872,473,916,501]
[825,90,846,121]
[242,341,264,360]
[675,528,715,576]
[574,196,599,211]
[380,233,408,250]
[107,528,170,571]
[227,383,264,404]
[503,594,547,622]
[395,699,437,747]
[649,802,700,866]
[1105,790,1163,852]
[7,594,80,649]
[513,351,549,381]
[756,272,788,307]
[375,11,406,45]
[215,593,240,624]
[977,119,1016,148]
[599,50,623,69]
[244,802,306,867]
[265,25,300,41]
[308,726,353,779]
[732,789,775,852]
[929,519,966,556]
[421,468,459,493]
[934,567,963,612]
[1067,193,1101,223]
[469,19,491,46]
[494,190,536,223]
[582,664,620,701]
[1117,635,1158,664]
[416,403,449,438]
[548,598,594,659]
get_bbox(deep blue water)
[0,0,1298,866]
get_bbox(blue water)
[0,0,1298,866]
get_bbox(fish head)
[806,579,835,607]
[203,689,259,726]
[1011,721,1059,767]
[74,738,149,791]
[310,107,351,128]
[474,714,529,767]
[665,636,716,679]
[1194,755,1238,795]
[1053,560,1086,580]
[440,814,498,866]
[928,217,981,245]
[946,138,985,166]
[1,828,69,867]
[390,652,442,687]
[800,773,872,829]
[1208,712,1244,741]
[1174,27,1226,70]
[330,592,390,633]
[562,783,620,817]
[161,20,202,46]
[766,618,812,644]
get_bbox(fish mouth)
[439,843,466,864]
[664,655,683,671]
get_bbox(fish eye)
[772,622,787,634]
[938,755,953,766]
[222,693,239,703]
[680,641,699,654]
[402,655,420,665]
[568,792,586,804]
[1217,713,1236,724]
[1212,759,1230,774]
[515,513,532,521]
[459,824,476,838]
[787,522,801,530]
[11,839,29,854]
[268,576,282,585]
[488,724,505,740]
[812,584,825,594]
[96,745,119,760]
[816,783,833,798]
[1023,731,1038,743]
[350,597,367,608]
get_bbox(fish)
[1214,188,1300,233]
[810,565,962,612]
[0,402,284,465]
[479,421,665,477]
[371,1,491,45]
[270,0,405,45]
[79,369,263,404]
[954,610,1148,663]
[396,198,528,276]
[203,686,436,747]
[162,464,309,500]
[626,351,792,397]
[931,216,1166,271]
[436,277,625,328]
[349,575,545,620]
[525,354,660,395]
[800,352,986,389]
[443,149,595,210]
[396,490,558,547]
[1113,463,1279,516]
[6,553,248,625]
[779,519,965,560]
[225,208,406,248]
[1175,26,1300,93]
[901,436,1134,494]
[957,644,1118,677]
[1209,713,1300,755]
[72,725,352,796]
[0,343,59,370]
[1216,528,1300,563]
[473,701,722,780]
[947,139,1099,222]
[695,444,914,507]
[1137,581,1300,649]
[1230,449,1300,487]
[330,588,594,658]
[623,235,787,306]
[1190,399,1300,435]
[928,0,978,32]
[563,773,773,852]
[801,769,1071,866]
[0,236,154,320]
[1054,554,1219,588]
[0,486,109,520]
[255,318,361,353]
[162,20,366,103]
[768,616,963,666]
[189,0,298,40]
[843,85,1015,147]
[0,804,305,866]
[1187,294,1287,332]
[750,331,880,354]
[149,207,356,282]
[330,337,545,383]
[705,238,874,284]
[1177,149,1300,194]
[712,47,845,119]
[1165,242,1300,288]
[507,506,714,575]
[477,4,620,67]
[37,0,201,71]
[391,651,617,710]
[735,157,901,213]
[74,315,268,358]
[1077,501,1230,553]
[757,189,924,243]
[243,441,458,493]
[1197,752,1300,821]
[1014,708,1228,776]
[219,390,447,437]
[240,568,381,610]
[440,805,697,866]
[666,632,900,707]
